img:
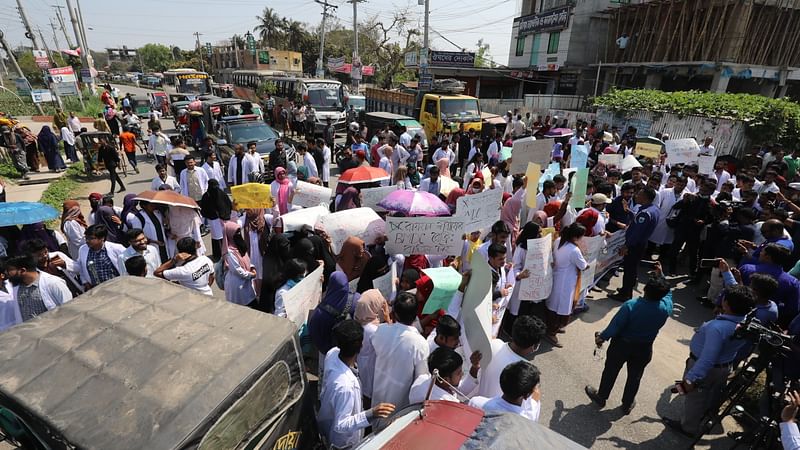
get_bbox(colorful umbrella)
[377,190,450,217]
[134,190,199,209]
[544,128,574,138]
[338,166,390,185]
[0,202,59,226]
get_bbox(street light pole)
[348,0,364,91]
[52,5,74,48]
[16,0,41,50]
[315,0,337,79]
[194,32,205,72]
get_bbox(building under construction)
[601,0,800,97]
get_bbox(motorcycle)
[333,143,347,165]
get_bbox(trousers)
[598,338,653,406]
[107,164,125,193]
[620,244,646,297]
[681,357,732,436]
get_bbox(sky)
[0,0,520,66]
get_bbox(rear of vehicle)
[176,72,212,96]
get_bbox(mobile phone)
[700,258,721,268]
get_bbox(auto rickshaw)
[131,96,151,116]
[78,131,118,177]
[0,277,313,450]
[149,91,170,117]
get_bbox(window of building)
[547,32,560,54]
[515,36,526,57]
[530,34,541,66]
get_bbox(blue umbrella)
[0,202,59,226]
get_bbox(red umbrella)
[338,166,390,185]
[134,190,199,209]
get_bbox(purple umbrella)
[376,190,450,217]
[544,128,574,138]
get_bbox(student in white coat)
[317,138,332,187]
[5,255,73,329]
[487,243,514,338]
[317,320,396,449]
[227,144,256,186]
[469,361,542,422]
[544,223,589,347]
[408,347,481,404]
[78,224,126,289]
[649,175,686,258]
[151,164,181,192]
[201,152,227,190]
[245,141,266,176]
[178,157,209,202]
[60,200,87,259]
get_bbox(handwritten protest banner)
[231,183,273,209]
[518,237,553,301]
[579,235,605,292]
[510,138,552,173]
[421,267,462,314]
[698,155,715,175]
[386,216,466,256]
[371,264,397,302]
[361,185,400,211]
[317,207,386,254]
[461,251,493,368]
[596,230,625,275]
[620,155,643,172]
[598,154,623,168]
[570,143,589,169]
[539,162,561,191]
[580,262,597,292]
[283,266,324,328]
[280,206,329,232]
[569,168,589,209]
[292,181,332,208]
[456,188,503,232]
[665,138,700,165]
[636,142,662,160]
[525,162,541,208]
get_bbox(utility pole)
[74,0,96,93]
[348,0,364,91]
[420,0,430,89]
[194,32,205,72]
[49,19,61,50]
[37,26,64,109]
[0,29,43,114]
[315,0,337,79]
[66,0,95,94]
[52,5,74,48]
[16,0,41,50]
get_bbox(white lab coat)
[246,152,265,174]
[202,161,227,190]
[649,187,684,245]
[317,348,370,449]
[302,152,319,178]
[370,322,430,411]
[357,322,379,398]
[78,241,126,285]
[62,220,86,259]
[179,168,210,200]
[545,242,588,316]
[227,154,257,185]
[8,271,73,326]
[151,175,181,192]
[0,281,19,331]
[408,372,478,404]
[469,395,540,422]
[321,145,331,183]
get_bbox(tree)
[230,34,246,48]
[283,20,306,50]
[138,43,173,72]
[255,7,283,48]
[15,52,43,85]
[475,39,494,68]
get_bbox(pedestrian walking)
[1,126,29,179]
[119,126,142,174]
[60,124,78,163]
[97,137,125,194]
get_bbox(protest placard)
[578,234,604,292]
[570,143,589,169]
[292,181,332,208]
[231,183,273,209]
[580,262,596,293]
[518,237,553,301]
[598,154,623,168]
[456,188,503,232]
[665,138,700,165]
[461,251,493,368]
[636,142,662,160]
[698,155,716,175]
[620,155,643,173]
[371,264,397,302]
[421,267,462,314]
[510,138,552,173]
[317,207,386,254]
[280,206,330,232]
[525,162,541,208]
[569,168,589,209]
[596,230,625,275]
[283,266,324,328]
[386,216,466,256]
[361,185,400,211]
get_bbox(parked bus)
[163,68,212,95]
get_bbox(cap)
[355,149,366,159]
[89,192,103,201]
[591,193,612,204]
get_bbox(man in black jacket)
[667,180,716,278]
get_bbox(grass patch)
[0,161,21,179]
[0,90,105,117]
[40,162,85,220]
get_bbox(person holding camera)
[662,285,755,437]
[781,390,800,450]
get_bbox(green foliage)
[592,89,800,147]
[15,52,44,84]
[40,162,85,214]
[256,81,277,97]
[138,43,173,72]
[475,39,494,68]
[0,161,21,179]
[0,89,104,117]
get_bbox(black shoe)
[621,400,636,415]
[118,188,126,193]
[661,416,695,438]
[585,385,606,407]
[608,291,629,302]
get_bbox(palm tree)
[230,34,245,49]
[283,20,306,50]
[255,7,282,47]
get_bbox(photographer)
[702,206,757,304]
[781,391,800,450]
[667,180,716,279]
[662,285,755,437]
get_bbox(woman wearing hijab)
[308,271,361,357]
[445,188,465,215]
[532,210,548,228]
[260,233,292,313]
[19,127,40,172]
[199,178,233,260]
[270,167,294,216]
[95,206,124,244]
[61,200,87,258]
[356,244,390,294]
[18,222,60,255]
[38,125,66,172]
[505,222,541,334]
[407,164,421,188]
[545,222,588,348]
[240,208,267,295]
[436,158,451,179]
[336,186,360,212]
[466,171,485,195]
[120,193,144,231]
[463,152,485,190]
[274,258,307,318]
[500,188,524,248]
[355,289,390,406]
[222,221,257,306]
[296,165,309,182]
[336,236,369,282]
[575,208,600,237]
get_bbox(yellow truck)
[365,83,482,139]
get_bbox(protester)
[179,157,209,202]
[545,223,589,346]
[151,164,181,192]
[221,221,257,306]
[97,137,125,194]
[118,228,161,276]
[60,200,87,258]
[4,255,72,326]
[470,361,542,421]
[78,224,125,289]
[156,237,214,296]
[38,125,66,172]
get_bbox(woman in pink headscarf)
[445,188,465,215]
[222,221,257,306]
[500,187,524,248]
[270,167,294,216]
[436,158,451,179]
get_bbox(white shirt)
[179,167,210,200]
[317,348,370,449]
[151,175,180,192]
[370,322,430,411]
[245,152,265,174]
[303,152,319,178]
[202,161,227,190]
[714,169,731,192]
[699,144,715,156]
[148,132,170,156]
[478,340,525,398]
[68,116,81,133]
[488,141,502,161]
[322,145,332,182]
[60,126,75,145]
[780,422,800,450]
[616,35,629,49]
[399,132,412,149]
[163,255,214,296]
[118,245,161,276]
[408,372,478,404]
[227,154,256,185]
[358,322,379,398]
[469,395,540,422]
[378,156,393,187]
[62,220,86,260]
[432,147,455,165]
[223,251,256,305]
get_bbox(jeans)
[64,143,78,162]
[620,244,646,297]
[598,338,653,406]
[108,164,125,193]
[125,151,137,170]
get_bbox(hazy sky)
[0,0,519,66]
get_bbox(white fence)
[480,95,586,117]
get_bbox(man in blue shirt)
[610,186,660,301]
[586,264,673,415]
[662,285,754,437]
[739,243,800,328]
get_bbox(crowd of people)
[3,100,800,448]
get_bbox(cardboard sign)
[510,138,552,173]
[596,230,625,275]
[698,155,715,175]
[420,267,462,314]
[570,143,589,169]
[361,185,400,212]
[525,163,541,209]
[461,250,494,368]
[620,155,643,172]
[279,205,329,232]
[598,154,623,168]
[231,183,273,209]
[386,216,466,256]
[292,180,332,208]
[569,168,589,209]
[518,237,553,301]
[283,266,324,328]
[455,188,503,233]
[371,264,397,303]
[636,142,662,160]
[317,207,386,254]
[665,138,700,165]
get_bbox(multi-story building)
[209,42,303,83]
